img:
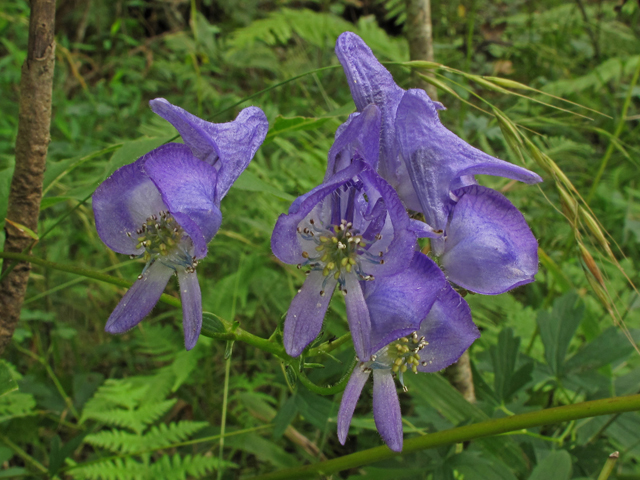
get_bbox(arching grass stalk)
[249,394,640,480]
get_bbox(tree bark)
[0,0,56,356]
[405,0,438,101]
[444,350,476,403]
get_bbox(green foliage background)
[2,0,640,478]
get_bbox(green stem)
[249,393,640,480]
[297,356,357,395]
[0,433,48,474]
[588,59,640,202]
[597,451,620,480]
[306,332,352,357]
[217,352,232,480]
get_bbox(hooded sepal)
[440,185,539,295]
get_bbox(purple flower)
[93,100,268,349]
[335,32,541,294]
[271,112,416,359]
[337,252,480,452]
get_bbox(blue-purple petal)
[409,219,442,239]
[271,161,367,265]
[440,185,539,294]
[143,143,222,259]
[359,168,416,278]
[396,89,542,233]
[93,158,167,255]
[149,99,268,203]
[416,285,480,372]
[177,268,202,351]
[105,261,174,333]
[335,32,405,185]
[325,104,381,179]
[283,270,338,357]
[372,369,403,452]
[337,364,371,445]
[344,273,372,360]
[363,252,447,354]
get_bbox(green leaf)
[263,115,330,144]
[490,328,533,403]
[0,467,29,478]
[232,170,295,201]
[106,135,175,177]
[40,196,74,211]
[536,292,584,376]
[528,450,572,480]
[0,361,17,397]
[272,394,298,439]
[564,327,636,373]
[202,312,227,336]
[406,373,529,475]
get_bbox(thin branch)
[0,0,56,355]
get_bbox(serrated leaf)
[537,291,584,376]
[0,392,36,423]
[490,329,533,403]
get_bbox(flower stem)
[297,356,357,395]
[597,451,619,480]
[248,394,640,480]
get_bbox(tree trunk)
[0,0,56,356]
[405,0,438,101]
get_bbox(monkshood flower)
[395,90,540,294]
[271,152,416,360]
[93,100,268,350]
[336,32,542,294]
[337,252,480,452]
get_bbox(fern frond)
[85,421,208,454]
[81,379,149,416]
[70,454,233,480]
[69,457,148,480]
[84,399,176,434]
[148,453,231,480]
[230,8,352,50]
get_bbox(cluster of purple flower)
[93,31,540,453]
[271,32,542,451]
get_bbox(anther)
[137,274,144,279]
[375,233,382,240]
[309,219,315,224]
[126,232,132,237]
[320,290,325,296]
[297,264,302,269]
[302,251,309,258]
